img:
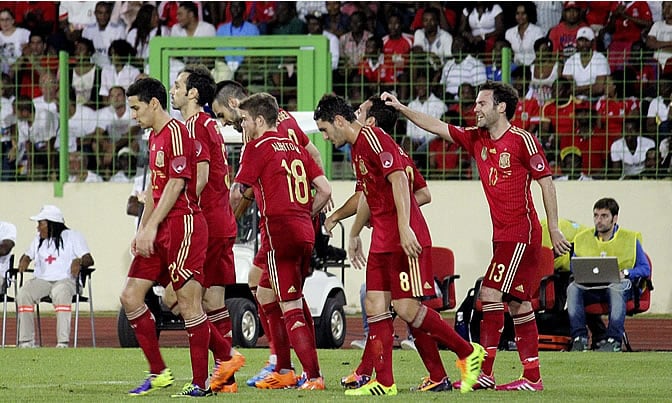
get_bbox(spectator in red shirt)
[382,11,413,100]
[410,2,457,33]
[594,74,640,148]
[603,1,652,71]
[548,1,589,59]
[355,36,397,102]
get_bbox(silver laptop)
[571,256,621,285]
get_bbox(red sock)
[410,327,447,382]
[207,307,232,345]
[208,320,232,361]
[512,310,541,382]
[185,315,210,388]
[413,305,472,359]
[261,302,291,371]
[127,305,166,375]
[284,308,320,379]
[480,302,505,376]
[302,298,316,347]
[255,293,275,356]
[366,312,394,387]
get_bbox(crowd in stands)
[0,1,671,182]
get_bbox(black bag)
[454,288,476,342]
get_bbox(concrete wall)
[3,180,671,313]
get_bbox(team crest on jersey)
[499,152,511,169]
[379,151,393,168]
[481,146,488,161]
[156,151,165,167]
[530,154,546,172]
[358,158,368,175]
[172,156,187,173]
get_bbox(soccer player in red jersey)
[212,80,325,386]
[120,78,243,397]
[315,94,485,396]
[382,81,572,392]
[167,65,240,393]
[230,92,331,391]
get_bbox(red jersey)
[357,56,398,84]
[235,131,323,220]
[354,148,427,193]
[611,2,652,43]
[382,33,413,73]
[540,96,591,150]
[352,126,431,252]
[448,124,551,243]
[428,139,469,177]
[186,111,236,238]
[149,119,200,218]
[277,108,310,147]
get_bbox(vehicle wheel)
[228,297,259,348]
[117,307,139,348]
[316,297,346,348]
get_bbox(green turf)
[0,348,670,401]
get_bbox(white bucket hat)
[30,205,65,223]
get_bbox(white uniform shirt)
[562,51,611,87]
[648,20,672,68]
[99,64,141,96]
[610,136,656,177]
[82,22,127,67]
[440,55,487,95]
[0,95,15,141]
[647,96,669,124]
[25,229,90,282]
[0,221,17,278]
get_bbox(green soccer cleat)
[456,342,486,394]
[128,368,175,396]
[344,380,398,396]
[170,382,213,397]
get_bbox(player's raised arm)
[381,91,454,143]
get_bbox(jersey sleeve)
[518,128,552,179]
[193,120,211,164]
[361,126,406,178]
[411,165,427,191]
[278,110,310,147]
[235,140,263,187]
[446,124,473,157]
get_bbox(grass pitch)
[0,347,670,402]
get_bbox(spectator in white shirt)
[0,8,31,75]
[307,13,339,71]
[412,7,453,70]
[108,146,136,183]
[14,96,58,180]
[96,85,139,170]
[406,74,448,153]
[170,1,215,37]
[82,2,126,68]
[99,40,140,100]
[562,27,611,98]
[505,2,546,67]
[68,151,103,183]
[17,205,95,348]
[645,80,672,135]
[440,36,487,98]
[0,220,16,283]
[610,117,656,179]
[59,1,97,31]
[55,89,98,154]
[126,4,169,73]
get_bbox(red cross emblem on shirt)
[45,255,56,264]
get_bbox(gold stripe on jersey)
[510,126,538,156]
[174,215,194,280]
[267,249,280,296]
[407,255,423,297]
[169,120,184,156]
[361,126,383,154]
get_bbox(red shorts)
[481,241,540,301]
[259,242,314,302]
[128,214,207,290]
[253,245,268,271]
[366,247,435,300]
[203,236,235,287]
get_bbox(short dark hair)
[479,80,519,120]
[593,197,619,216]
[109,39,136,59]
[76,37,95,55]
[214,80,248,104]
[127,77,167,109]
[423,7,441,21]
[366,96,397,133]
[182,65,215,107]
[16,96,34,114]
[534,36,553,52]
[179,1,198,17]
[238,92,278,126]
[314,94,356,123]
